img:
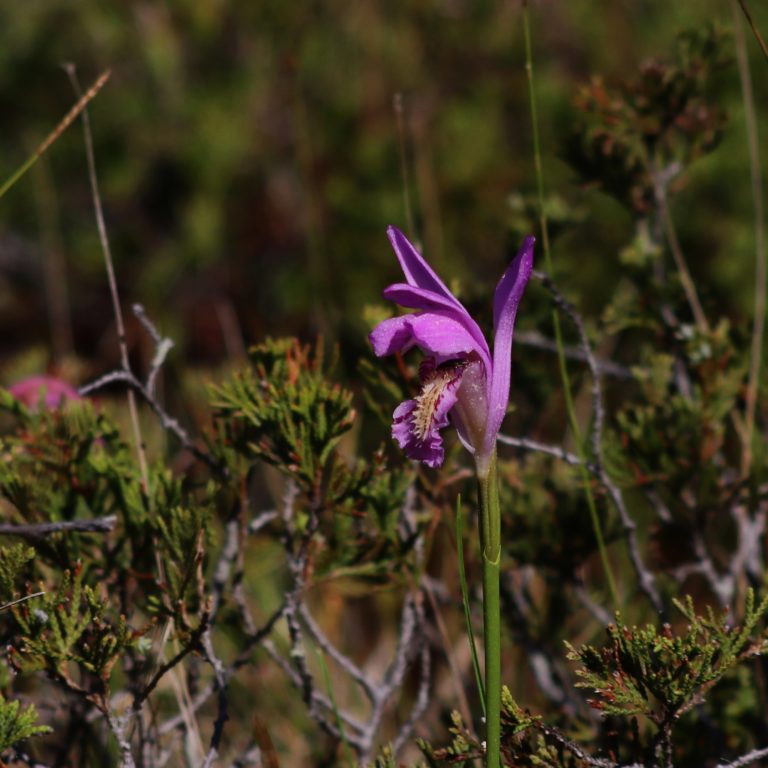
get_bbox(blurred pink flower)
[8,375,81,410]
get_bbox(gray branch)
[715,746,768,768]
[199,629,230,768]
[534,269,665,616]
[516,329,636,380]
[78,307,222,474]
[497,433,592,470]
[0,515,116,537]
[80,368,216,470]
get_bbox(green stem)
[478,453,501,768]
[522,1,618,608]
[315,646,355,766]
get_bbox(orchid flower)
[369,226,534,477]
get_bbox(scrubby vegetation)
[1,2,768,766]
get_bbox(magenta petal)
[493,236,535,331]
[369,315,418,357]
[377,224,534,471]
[383,283,459,314]
[387,227,464,311]
[482,236,534,459]
[370,311,482,362]
[383,283,491,368]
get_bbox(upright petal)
[481,236,535,461]
[387,227,465,312]
[493,236,536,331]
[383,283,462,314]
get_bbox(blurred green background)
[2,4,768,764]
[0,0,766,377]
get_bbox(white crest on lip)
[411,362,466,441]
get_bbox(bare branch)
[0,516,116,537]
[516,330,635,379]
[132,615,209,713]
[391,639,431,755]
[497,433,590,470]
[132,303,175,398]
[200,629,229,768]
[716,745,768,768]
[534,269,665,616]
[80,368,219,472]
[248,510,279,535]
[571,584,613,627]
[298,603,376,701]
[535,720,643,768]
[262,638,368,746]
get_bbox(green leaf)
[0,696,51,751]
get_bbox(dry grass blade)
[64,64,150,491]
[66,64,203,765]
[0,70,111,200]
[732,0,766,478]
[0,591,45,613]
[736,0,768,63]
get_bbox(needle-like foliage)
[568,590,768,726]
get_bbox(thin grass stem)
[394,92,417,241]
[424,578,474,728]
[732,0,766,478]
[0,591,46,613]
[736,0,768,63]
[521,1,618,608]
[64,65,150,489]
[0,71,111,201]
[31,154,74,362]
[315,646,356,767]
[66,66,206,764]
[456,495,486,714]
[658,191,709,332]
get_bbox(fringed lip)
[391,358,467,468]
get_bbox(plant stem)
[478,453,501,768]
